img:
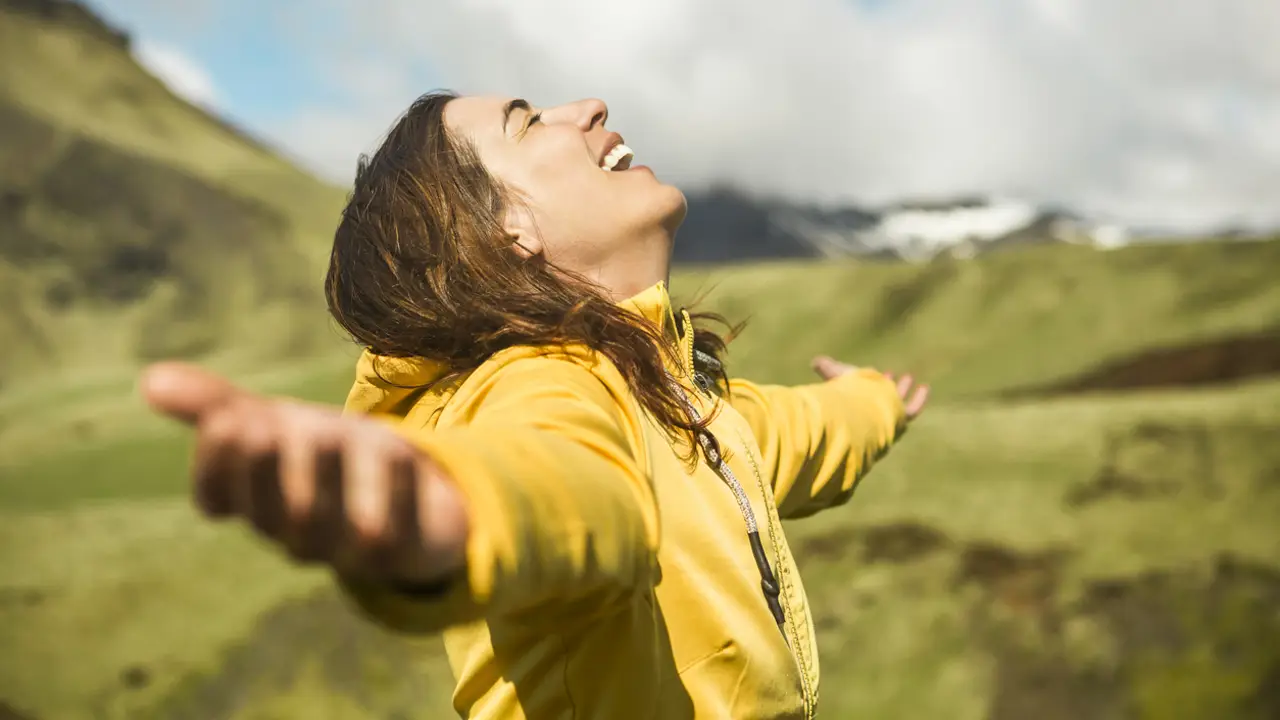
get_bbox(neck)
[594,225,674,301]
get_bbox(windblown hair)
[325,91,737,459]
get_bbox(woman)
[143,92,928,719]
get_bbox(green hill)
[1,238,1278,719]
[0,0,348,387]
[677,238,1280,395]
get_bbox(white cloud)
[133,40,220,109]
[274,0,1280,232]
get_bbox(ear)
[504,202,543,259]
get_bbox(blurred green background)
[2,2,1279,719]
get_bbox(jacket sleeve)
[727,368,906,520]
[338,354,659,634]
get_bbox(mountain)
[675,190,1133,265]
[670,186,828,264]
[0,0,347,387]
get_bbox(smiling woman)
[141,90,928,720]
[445,93,684,297]
[324,92,713,458]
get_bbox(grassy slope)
[676,238,1280,394]
[0,4,350,387]
[0,5,343,251]
[4,238,1276,503]
[1,240,1278,718]
[1,375,1276,719]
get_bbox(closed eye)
[518,111,543,138]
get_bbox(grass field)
[2,240,1279,719]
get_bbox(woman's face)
[445,95,687,297]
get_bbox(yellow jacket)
[340,282,906,719]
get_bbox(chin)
[657,185,688,232]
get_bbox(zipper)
[674,389,788,634]
[729,421,817,717]
[675,310,815,718]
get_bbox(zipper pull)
[748,530,787,632]
[694,371,713,396]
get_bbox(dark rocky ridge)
[674,187,1114,265]
[1007,329,1280,398]
[1,0,128,49]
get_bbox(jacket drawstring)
[667,360,789,638]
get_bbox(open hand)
[811,355,930,420]
[139,363,468,587]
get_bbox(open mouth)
[600,143,635,172]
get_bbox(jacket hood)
[342,280,681,417]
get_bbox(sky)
[89,0,1280,233]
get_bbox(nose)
[545,98,608,131]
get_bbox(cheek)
[529,134,591,186]
[497,155,572,206]
[519,141,603,217]
[529,186,613,265]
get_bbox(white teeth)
[600,143,634,171]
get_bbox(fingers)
[192,407,244,517]
[812,356,932,420]
[895,374,914,400]
[383,453,431,578]
[340,432,461,583]
[344,445,433,582]
[141,362,244,425]
[886,372,931,419]
[880,370,931,421]
[295,440,345,563]
[904,384,930,420]
[271,406,345,564]
[812,355,856,381]
[336,427,406,574]
[276,411,325,560]
[231,408,287,537]
[179,392,460,585]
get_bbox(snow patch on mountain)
[769,196,1132,262]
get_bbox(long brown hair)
[325,91,736,459]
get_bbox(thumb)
[811,355,856,381]
[139,362,245,425]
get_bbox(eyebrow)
[502,98,531,133]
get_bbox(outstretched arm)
[141,355,658,635]
[727,355,929,520]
